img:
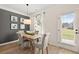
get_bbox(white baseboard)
[48,41,79,53]
[0,40,18,46]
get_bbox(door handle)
[76,32,78,34]
[75,29,79,34]
[75,29,78,31]
[75,32,79,34]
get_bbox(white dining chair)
[34,33,50,54]
[17,31,30,48]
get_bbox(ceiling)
[0,4,52,16]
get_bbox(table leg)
[30,40,35,53]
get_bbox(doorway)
[60,12,76,46]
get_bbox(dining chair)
[17,32,30,48]
[34,33,50,54]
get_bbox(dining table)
[21,32,40,53]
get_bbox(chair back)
[17,32,24,44]
[19,31,24,36]
[42,33,50,49]
[17,33,22,40]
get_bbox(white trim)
[61,39,76,46]
[48,41,79,53]
[0,6,27,16]
[0,40,18,46]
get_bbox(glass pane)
[61,12,75,40]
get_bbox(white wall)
[43,4,79,52]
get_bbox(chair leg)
[46,47,48,54]
[30,41,33,51]
[30,40,35,53]
[42,48,43,54]
[38,48,41,54]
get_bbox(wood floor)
[0,42,77,54]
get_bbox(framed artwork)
[11,16,18,22]
[11,23,18,29]
[20,24,25,29]
[20,18,25,23]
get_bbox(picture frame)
[20,24,25,29]
[11,16,18,22]
[10,23,18,29]
[20,18,25,23]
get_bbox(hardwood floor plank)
[0,42,76,54]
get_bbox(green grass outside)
[61,28,75,40]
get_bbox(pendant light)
[26,4,29,15]
[23,4,31,25]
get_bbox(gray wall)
[0,9,30,44]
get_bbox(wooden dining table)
[22,33,40,53]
